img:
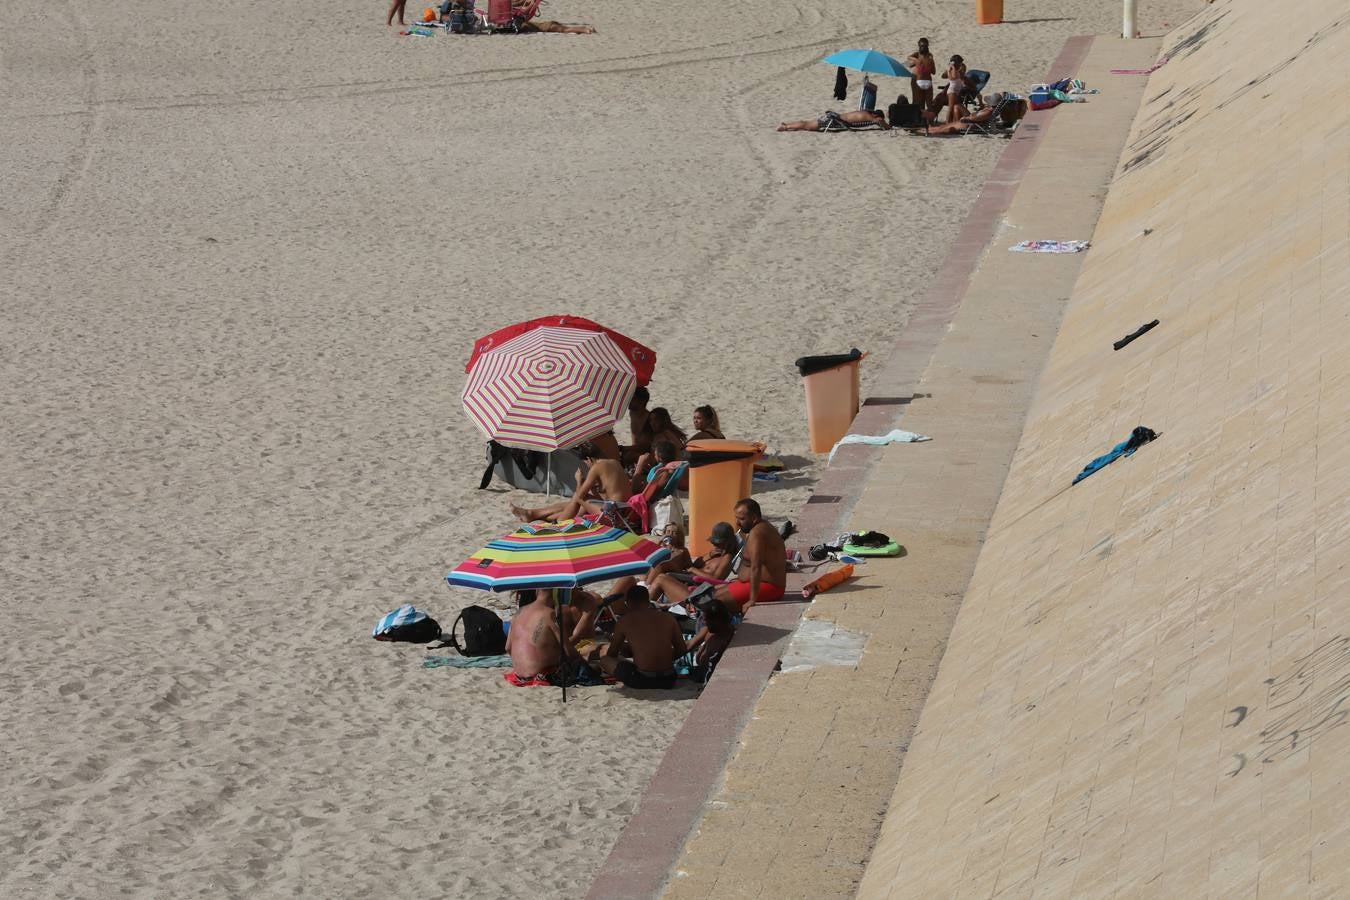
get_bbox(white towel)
[828,429,931,462]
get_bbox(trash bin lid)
[795,348,863,377]
[686,439,765,468]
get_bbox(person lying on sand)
[596,585,687,689]
[519,20,596,33]
[911,93,1023,136]
[511,445,629,523]
[777,109,890,132]
[709,499,786,615]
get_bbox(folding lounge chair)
[965,92,1018,137]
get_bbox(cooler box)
[685,440,763,557]
[796,349,865,454]
[976,0,1003,24]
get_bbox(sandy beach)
[2,0,1199,896]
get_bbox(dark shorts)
[614,660,676,690]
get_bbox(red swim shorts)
[725,580,786,609]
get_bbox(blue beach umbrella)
[822,48,912,77]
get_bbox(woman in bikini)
[944,54,968,124]
[907,38,936,112]
[690,405,725,441]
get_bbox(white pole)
[1123,0,1138,39]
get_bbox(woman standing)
[906,38,936,113]
[386,0,408,25]
[944,54,968,124]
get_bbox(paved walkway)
[588,36,1162,899]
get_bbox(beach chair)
[965,93,1017,137]
[960,69,991,108]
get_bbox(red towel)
[504,672,552,687]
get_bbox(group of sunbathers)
[386,0,595,32]
[779,37,1026,136]
[502,389,789,689]
[504,499,787,689]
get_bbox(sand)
[1,0,1200,896]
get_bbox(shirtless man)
[510,446,630,523]
[777,109,890,132]
[712,498,787,615]
[621,387,652,466]
[597,585,687,690]
[505,591,569,679]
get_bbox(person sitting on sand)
[631,410,686,486]
[620,387,652,466]
[685,588,735,675]
[506,590,573,679]
[912,93,1024,136]
[597,585,687,690]
[690,405,725,441]
[778,109,889,132]
[511,444,629,523]
[710,499,786,616]
[648,522,693,580]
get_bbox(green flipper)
[842,539,902,557]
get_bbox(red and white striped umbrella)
[461,326,637,451]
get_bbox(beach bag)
[889,97,923,128]
[649,492,684,537]
[373,605,442,643]
[448,605,507,657]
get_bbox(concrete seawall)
[861,1,1350,895]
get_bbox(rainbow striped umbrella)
[446,518,670,592]
[461,326,637,451]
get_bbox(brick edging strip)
[586,35,1097,900]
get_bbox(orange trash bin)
[976,0,1003,24]
[685,439,764,557]
[796,349,865,454]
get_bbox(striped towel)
[372,604,427,637]
[423,654,513,669]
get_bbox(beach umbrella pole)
[558,589,568,703]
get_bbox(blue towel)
[373,604,427,637]
[423,654,512,669]
[1072,427,1158,485]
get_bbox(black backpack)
[448,605,507,656]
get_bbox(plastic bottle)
[802,563,854,600]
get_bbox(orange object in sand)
[802,564,853,599]
[422,7,437,21]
